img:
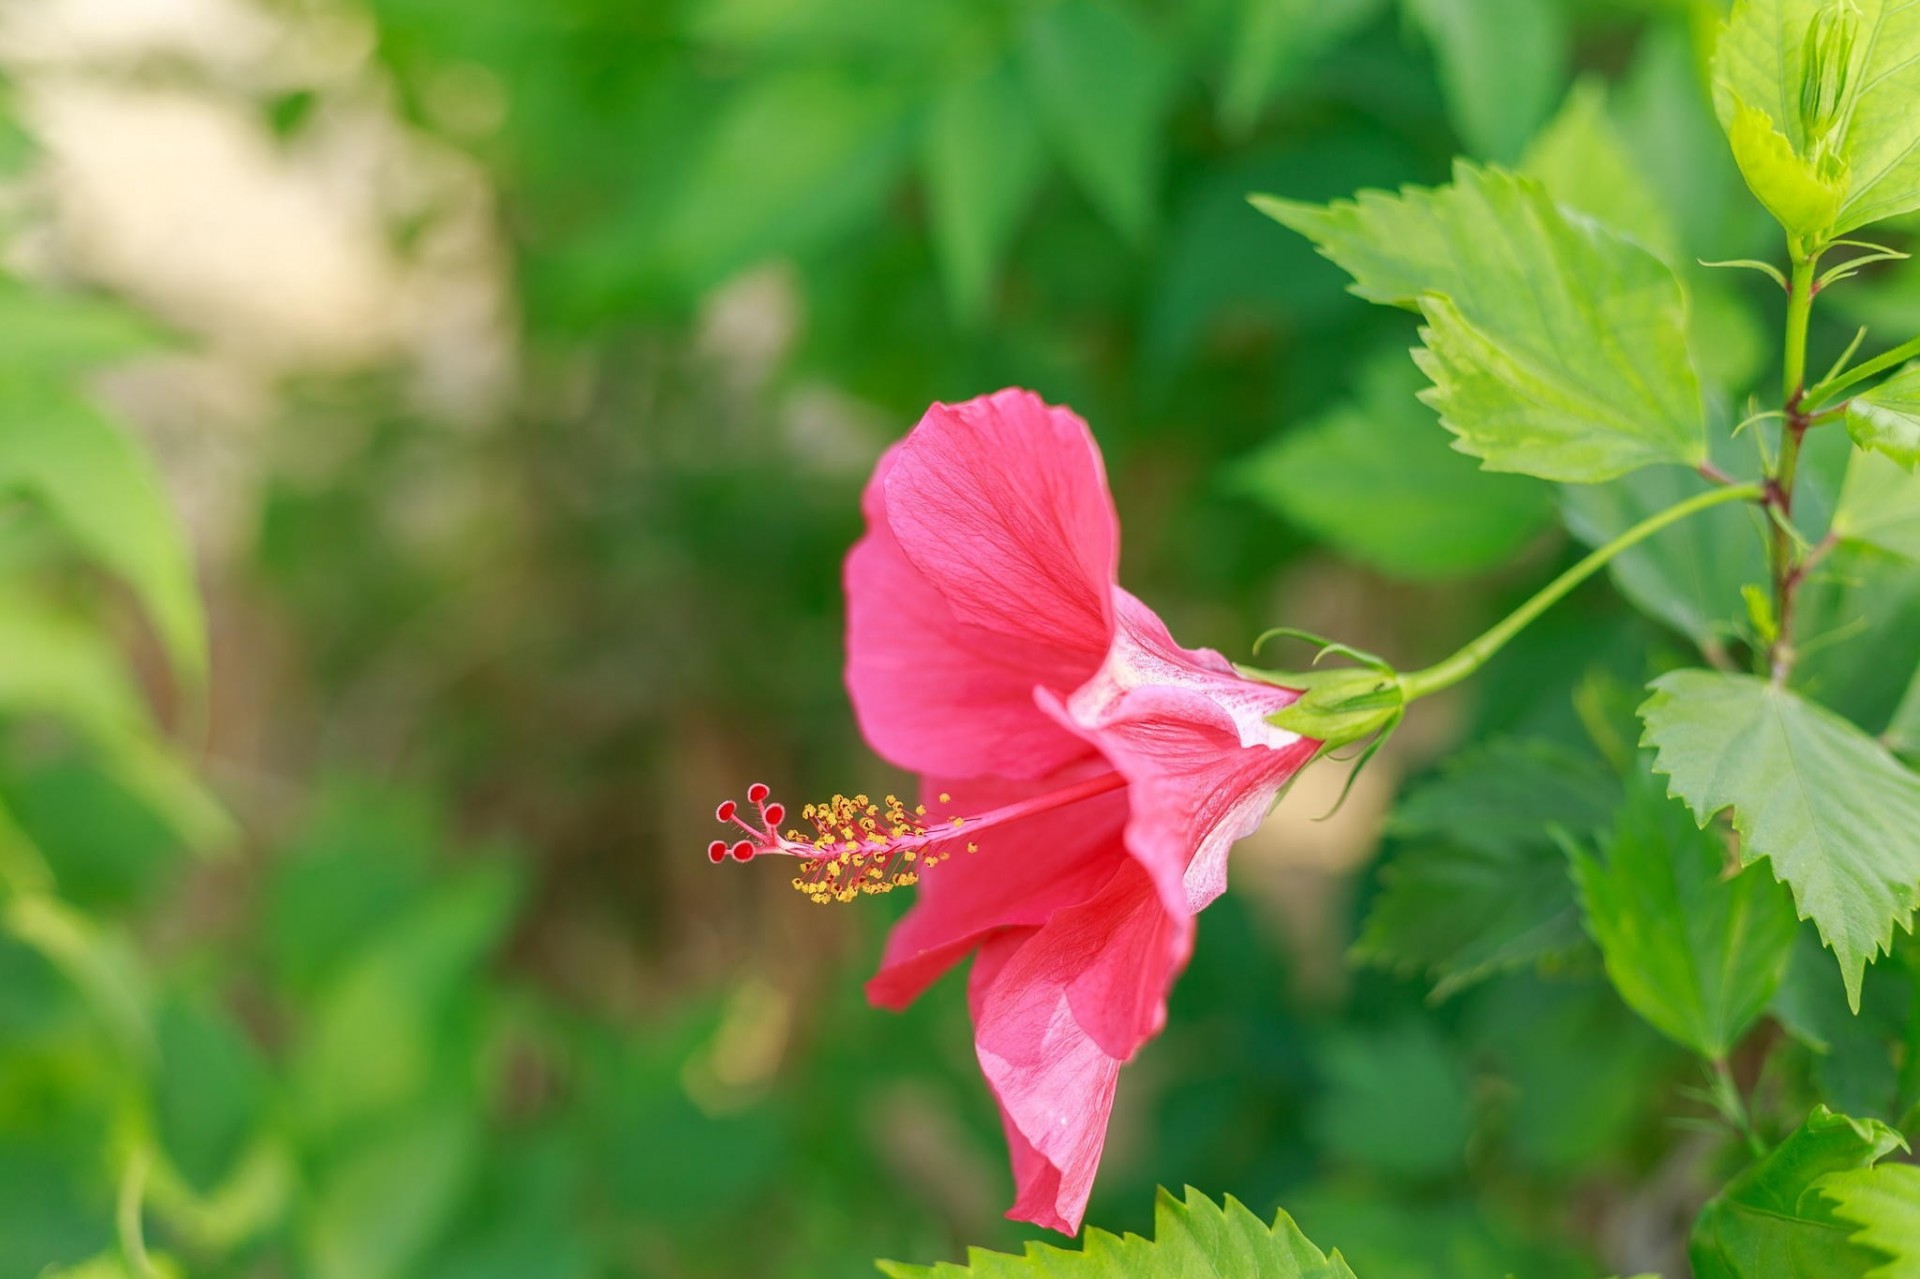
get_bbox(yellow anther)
[938,792,951,803]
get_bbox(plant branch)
[1398,482,1767,702]
[1806,330,1920,405]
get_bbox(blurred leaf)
[1521,79,1678,260]
[1819,1163,1920,1278]
[1233,352,1553,579]
[922,66,1047,324]
[1848,367,1920,470]
[1889,666,1920,756]
[4,892,150,1057]
[1570,769,1798,1059]
[1834,446,1920,559]
[1403,0,1568,163]
[654,70,913,293]
[152,996,268,1194]
[1355,738,1613,998]
[1561,461,1767,660]
[1772,927,1914,1121]
[1219,0,1385,135]
[877,1185,1357,1277]
[303,1105,478,1279]
[1257,164,1708,482]
[0,378,204,682]
[1021,0,1174,244]
[0,279,169,373]
[1640,669,1920,1011]
[1690,1106,1906,1279]
[1312,1019,1469,1178]
[1712,0,1920,239]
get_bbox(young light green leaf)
[1570,771,1798,1059]
[1713,0,1920,240]
[1819,1163,1920,1278]
[1639,670,1920,1010]
[1691,1107,1907,1279]
[0,377,205,681]
[1232,352,1553,579]
[921,66,1047,324]
[1833,446,1920,559]
[1020,0,1173,245]
[1354,738,1614,998]
[1256,163,1707,482]
[876,1186,1358,1278]
[1846,364,1920,469]
[1403,0,1570,163]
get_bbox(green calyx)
[1261,664,1406,750]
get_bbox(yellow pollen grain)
[938,792,951,803]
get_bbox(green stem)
[1399,482,1766,702]
[1767,252,1818,682]
[1807,330,1920,405]
[1783,254,1815,403]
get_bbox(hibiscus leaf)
[1833,447,1920,561]
[875,1186,1357,1278]
[1569,768,1798,1060]
[1690,1106,1907,1279]
[1255,163,1707,483]
[1403,0,1569,164]
[1712,0,1920,240]
[1639,670,1920,1012]
[1847,366,1920,470]
[1232,351,1554,580]
[1819,1163,1920,1278]
[1354,738,1615,999]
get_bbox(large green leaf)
[1639,669,1920,1009]
[1820,1163,1920,1278]
[1833,446,1920,560]
[0,377,204,680]
[1255,163,1707,482]
[1232,352,1553,579]
[1847,365,1920,470]
[1355,738,1614,998]
[1570,770,1798,1059]
[1403,0,1569,163]
[921,65,1047,324]
[1691,1107,1906,1279]
[1713,0,1920,239]
[876,1186,1357,1278]
[1020,0,1173,244]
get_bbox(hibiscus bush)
[9,0,1920,1277]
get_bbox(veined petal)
[968,862,1187,1235]
[866,766,1130,1010]
[1049,591,1316,915]
[845,389,1119,780]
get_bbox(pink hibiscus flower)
[710,389,1336,1234]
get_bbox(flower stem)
[1398,482,1766,703]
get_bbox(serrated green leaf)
[1021,0,1173,244]
[1847,364,1920,469]
[1403,0,1570,163]
[1819,1163,1920,1278]
[1355,738,1614,998]
[1232,352,1553,579]
[1713,0,1920,239]
[1691,1106,1906,1279]
[921,66,1047,324]
[0,377,205,681]
[1639,669,1920,1010]
[1521,79,1678,261]
[1256,163,1706,482]
[1571,769,1798,1059]
[1833,445,1920,559]
[876,1186,1358,1278]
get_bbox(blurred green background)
[1,0,1904,1275]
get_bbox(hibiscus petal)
[845,390,1122,780]
[969,862,1189,1235]
[1045,591,1318,920]
[866,768,1130,1010]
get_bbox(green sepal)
[1258,665,1407,750]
